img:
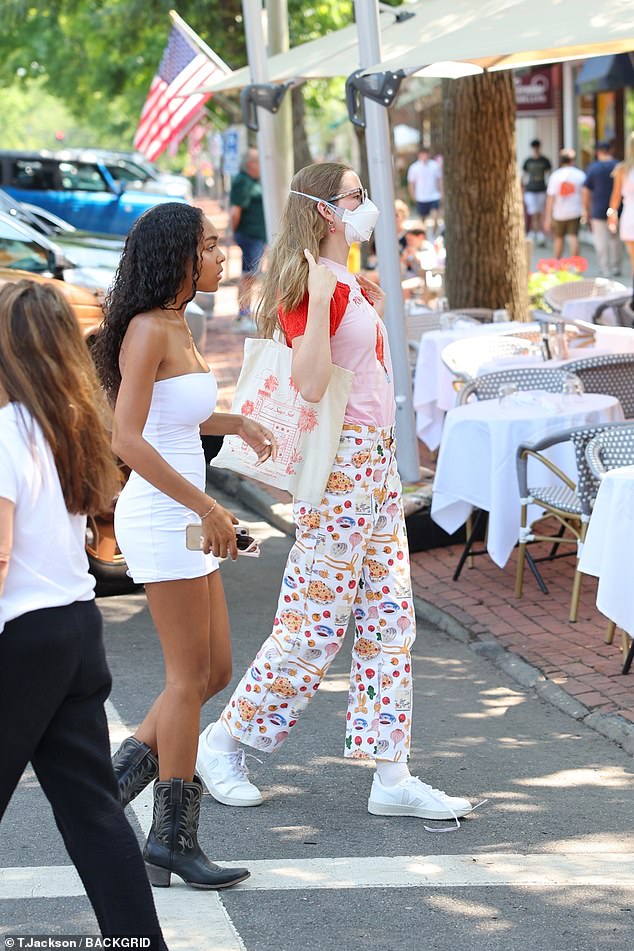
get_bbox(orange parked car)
[0,267,132,592]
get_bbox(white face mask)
[290,190,380,245]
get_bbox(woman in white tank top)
[93,203,276,890]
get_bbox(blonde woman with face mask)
[196,163,473,827]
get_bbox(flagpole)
[169,8,231,74]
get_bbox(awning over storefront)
[576,53,634,95]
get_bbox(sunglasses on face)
[327,186,368,206]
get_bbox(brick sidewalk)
[196,196,634,744]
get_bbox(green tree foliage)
[1,0,396,149]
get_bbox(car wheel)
[85,513,137,595]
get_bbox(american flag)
[134,25,226,162]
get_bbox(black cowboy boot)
[143,776,250,889]
[112,737,159,807]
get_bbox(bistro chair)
[515,422,630,622]
[458,367,582,405]
[585,424,634,672]
[441,335,542,386]
[589,295,634,328]
[544,278,627,313]
[564,353,634,418]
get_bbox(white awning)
[361,0,634,77]
[195,11,392,93]
[196,0,634,95]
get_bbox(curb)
[208,467,634,758]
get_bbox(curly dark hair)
[92,202,205,401]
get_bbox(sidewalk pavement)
[196,196,634,758]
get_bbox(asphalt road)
[1,489,633,951]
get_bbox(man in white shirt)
[407,147,442,237]
[544,148,586,258]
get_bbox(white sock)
[375,760,411,787]
[206,720,239,753]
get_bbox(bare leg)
[553,234,563,259]
[135,572,232,762]
[568,233,579,257]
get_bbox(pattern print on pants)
[220,424,416,761]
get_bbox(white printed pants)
[220,424,416,761]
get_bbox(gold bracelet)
[200,500,217,520]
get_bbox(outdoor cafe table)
[413,321,540,450]
[579,465,634,648]
[414,321,634,452]
[431,392,624,568]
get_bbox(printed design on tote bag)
[240,365,313,476]
[210,338,353,505]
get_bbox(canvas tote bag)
[211,337,353,506]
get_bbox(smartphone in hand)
[185,523,260,557]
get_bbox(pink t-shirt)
[279,256,395,427]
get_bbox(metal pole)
[241,0,287,240]
[353,0,420,483]
[562,61,576,151]
[266,0,294,189]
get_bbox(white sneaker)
[368,774,472,820]
[196,724,263,806]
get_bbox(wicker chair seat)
[527,484,580,514]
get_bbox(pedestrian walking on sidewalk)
[407,147,442,238]
[544,148,586,259]
[0,280,168,946]
[92,203,276,889]
[522,138,551,245]
[608,132,634,315]
[231,148,267,332]
[583,140,622,277]
[196,162,473,826]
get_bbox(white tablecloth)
[579,465,634,635]
[431,392,624,567]
[413,321,539,450]
[590,324,634,353]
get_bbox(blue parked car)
[0,149,187,235]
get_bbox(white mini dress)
[115,370,219,583]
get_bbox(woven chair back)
[564,353,634,418]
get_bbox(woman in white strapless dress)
[608,132,634,305]
[92,203,276,890]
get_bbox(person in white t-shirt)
[407,147,443,236]
[0,279,168,946]
[544,148,587,258]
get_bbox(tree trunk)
[442,72,528,320]
[291,87,313,172]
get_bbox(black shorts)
[416,200,440,217]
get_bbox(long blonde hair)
[0,280,119,514]
[256,162,350,338]
[622,132,634,174]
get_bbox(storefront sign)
[515,67,554,113]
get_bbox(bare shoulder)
[120,310,167,373]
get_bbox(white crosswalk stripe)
[2,851,634,900]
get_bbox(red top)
[279,283,374,343]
